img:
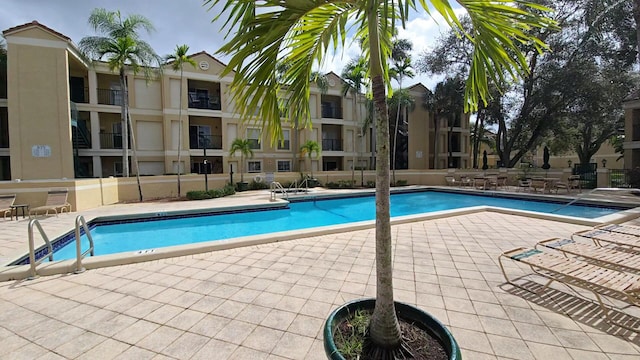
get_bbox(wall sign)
[199,61,209,71]
[32,145,51,158]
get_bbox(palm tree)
[229,138,254,183]
[165,44,196,197]
[390,56,414,183]
[342,57,368,185]
[300,140,321,178]
[79,8,162,201]
[389,88,415,183]
[434,77,465,168]
[207,0,554,354]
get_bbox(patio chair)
[530,178,547,193]
[444,176,458,187]
[516,179,531,192]
[499,247,640,330]
[537,237,640,273]
[0,194,16,220]
[596,223,640,237]
[573,228,640,250]
[29,189,71,217]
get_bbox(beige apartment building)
[0,21,467,182]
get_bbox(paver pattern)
[0,191,639,359]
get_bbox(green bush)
[392,179,408,186]
[325,181,339,189]
[223,183,236,195]
[207,189,224,198]
[249,180,269,190]
[186,190,212,200]
[326,180,356,189]
[366,180,376,188]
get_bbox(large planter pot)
[236,181,249,192]
[324,298,461,360]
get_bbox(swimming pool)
[39,190,622,262]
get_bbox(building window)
[277,129,290,150]
[247,128,261,149]
[248,160,262,173]
[277,160,291,172]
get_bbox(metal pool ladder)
[74,215,95,274]
[270,181,288,200]
[27,219,53,280]
[26,215,95,279]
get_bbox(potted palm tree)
[165,44,196,198]
[208,0,553,358]
[300,140,321,187]
[230,138,254,191]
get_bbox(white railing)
[27,219,53,280]
[270,181,287,201]
[74,215,95,274]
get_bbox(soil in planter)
[334,310,448,360]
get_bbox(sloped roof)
[3,20,71,41]
[624,88,640,102]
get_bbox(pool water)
[51,190,619,261]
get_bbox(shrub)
[366,180,376,188]
[186,190,212,200]
[393,179,408,186]
[207,189,224,198]
[223,183,236,195]
[249,179,269,190]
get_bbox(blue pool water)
[50,190,620,261]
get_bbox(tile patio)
[0,191,639,359]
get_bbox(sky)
[0,0,464,90]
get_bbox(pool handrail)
[74,215,95,274]
[27,219,53,280]
[270,181,287,201]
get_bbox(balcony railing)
[100,133,123,149]
[97,88,123,105]
[321,104,342,119]
[70,87,89,103]
[190,134,222,150]
[633,124,640,141]
[188,94,222,110]
[322,139,343,151]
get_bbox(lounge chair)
[499,247,640,330]
[597,223,640,237]
[444,176,458,186]
[537,237,640,273]
[29,189,71,217]
[0,194,16,220]
[517,179,531,192]
[573,228,640,250]
[530,178,547,193]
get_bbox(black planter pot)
[323,298,462,360]
[236,181,249,192]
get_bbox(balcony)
[189,134,222,150]
[97,88,123,106]
[321,103,342,119]
[100,133,123,149]
[0,134,8,148]
[322,139,343,151]
[633,124,640,141]
[188,93,221,110]
[70,87,89,104]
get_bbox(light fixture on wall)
[601,159,607,168]
[567,160,572,168]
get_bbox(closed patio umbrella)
[482,150,488,170]
[542,146,550,170]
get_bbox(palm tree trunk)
[351,94,356,186]
[448,116,454,168]
[392,103,401,184]
[367,7,402,349]
[120,68,129,177]
[177,67,184,197]
[472,114,481,168]
[433,116,439,169]
[128,112,144,202]
[240,153,244,183]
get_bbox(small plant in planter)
[209,0,553,357]
[229,138,254,191]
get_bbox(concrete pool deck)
[0,189,639,358]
